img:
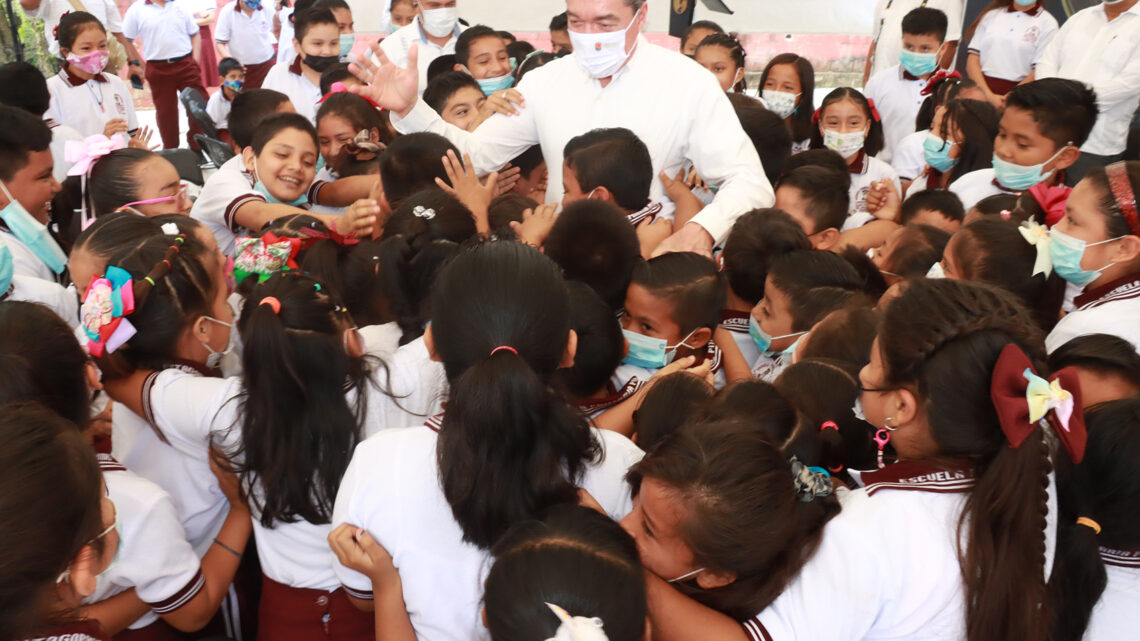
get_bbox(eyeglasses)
[121,184,190,209]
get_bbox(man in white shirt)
[353,0,771,256]
[215,0,277,89]
[1034,0,1140,183]
[20,0,144,77]
[864,0,963,84]
[378,0,465,96]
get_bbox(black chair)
[179,87,220,140]
[156,148,205,186]
[195,134,237,169]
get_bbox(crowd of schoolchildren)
[1,0,1139,640]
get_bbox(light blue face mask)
[991,146,1069,192]
[621,328,697,369]
[1048,227,1122,287]
[748,315,806,356]
[339,33,355,58]
[252,161,309,207]
[0,179,67,275]
[477,73,515,95]
[0,241,13,295]
[923,133,958,173]
[899,49,939,77]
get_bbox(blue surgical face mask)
[1048,227,1122,287]
[0,241,12,295]
[749,315,806,356]
[899,49,939,77]
[477,72,515,95]
[621,327,697,369]
[991,146,1069,192]
[252,160,310,208]
[1014,0,1037,5]
[926,261,946,279]
[339,33,355,58]
[923,133,958,172]
[0,179,67,275]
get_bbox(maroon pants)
[145,56,207,150]
[256,575,374,641]
[243,58,275,90]
[983,74,1018,96]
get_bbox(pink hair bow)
[1028,182,1072,228]
[81,266,137,357]
[65,134,127,177]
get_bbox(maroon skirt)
[256,575,374,641]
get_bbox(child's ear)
[559,329,578,369]
[687,327,712,350]
[592,186,615,204]
[1112,235,1140,266]
[695,568,737,590]
[813,227,840,251]
[241,147,257,176]
[1052,145,1082,172]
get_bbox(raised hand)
[436,150,497,234]
[510,203,559,248]
[349,42,421,117]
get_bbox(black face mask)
[303,53,340,72]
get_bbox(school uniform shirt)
[47,119,83,183]
[1046,273,1140,354]
[611,342,727,395]
[143,366,396,590]
[123,0,199,62]
[1084,548,1140,641]
[7,274,78,328]
[276,5,295,64]
[215,1,276,66]
[33,0,123,57]
[0,229,57,281]
[205,88,233,130]
[868,0,965,79]
[720,309,761,370]
[743,459,1057,641]
[21,620,109,641]
[87,455,205,630]
[575,379,643,421]
[1035,2,1140,157]
[190,156,266,256]
[392,37,773,245]
[863,64,927,164]
[359,322,402,362]
[378,19,465,96]
[948,168,1020,211]
[751,349,792,384]
[968,4,1058,85]
[307,166,347,216]
[370,335,448,430]
[847,152,902,226]
[330,421,644,641]
[892,129,928,181]
[262,56,322,122]
[46,68,138,140]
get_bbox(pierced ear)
[423,326,441,362]
[695,568,737,590]
[559,329,578,369]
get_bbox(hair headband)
[1105,162,1140,237]
[990,343,1087,463]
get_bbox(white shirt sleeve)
[180,3,201,37]
[1088,37,1140,107]
[101,0,124,32]
[968,11,994,55]
[1032,17,1059,66]
[330,436,393,599]
[215,5,233,43]
[146,370,242,460]
[123,4,140,41]
[1033,19,1065,79]
[943,0,965,42]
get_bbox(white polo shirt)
[1035,2,1140,156]
[205,89,233,130]
[369,335,448,430]
[47,119,83,183]
[868,0,965,79]
[7,274,77,327]
[276,5,295,64]
[87,456,205,630]
[378,19,464,97]
[122,0,198,62]
[46,68,138,139]
[392,37,773,245]
[33,0,124,57]
[968,5,1057,83]
[1046,273,1140,354]
[215,1,276,66]
[892,128,928,181]
[948,168,1020,211]
[190,156,266,256]
[262,56,322,122]
[863,65,927,164]
[849,152,902,218]
[331,422,644,641]
[1085,549,1140,641]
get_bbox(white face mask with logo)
[568,5,644,79]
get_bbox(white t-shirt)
[47,120,83,183]
[262,56,322,122]
[215,2,276,66]
[33,0,124,56]
[1085,549,1140,641]
[369,335,448,430]
[378,20,465,97]
[848,153,902,222]
[331,422,644,641]
[863,65,927,164]
[968,5,1058,82]
[7,274,77,327]
[892,129,929,181]
[1046,274,1140,354]
[87,455,205,630]
[190,156,265,256]
[46,70,137,140]
[206,88,233,130]
[359,322,402,361]
[869,0,965,79]
[948,168,1019,211]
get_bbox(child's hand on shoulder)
[636,215,673,260]
[509,203,559,248]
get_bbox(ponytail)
[431,242,599,549]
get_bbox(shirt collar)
[1074,272,1140,309]
[289,54,303,75]
[61,66,107,86]
[859,459,976,496]
[847,150,869,174]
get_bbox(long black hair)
[232,271,374,527]
[433,241,600,549]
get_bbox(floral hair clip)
[81,266,137,357]
[233,233,303,285]
[413,206,436,220]
[1018,220,1053,277]
[990,343,1087,463]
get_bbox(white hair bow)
[1018,220,1053,277]
[544,603,609,641]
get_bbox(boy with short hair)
[549,11,571,54]
[453,25,512,94]
[543,199,642,311]
[949,78,1097,210]
[263,8,341,122]
[864,7,949,163]
[898,187,964,232]
[207,57,246,134]
[562,128,658,225]
[0,106,65,281]
[314,0,356,61]
[214,0,276,89]
[774,165,850,251]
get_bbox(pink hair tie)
[490,345,517,356]
[821,421,839,432]
[259,297,282,314]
